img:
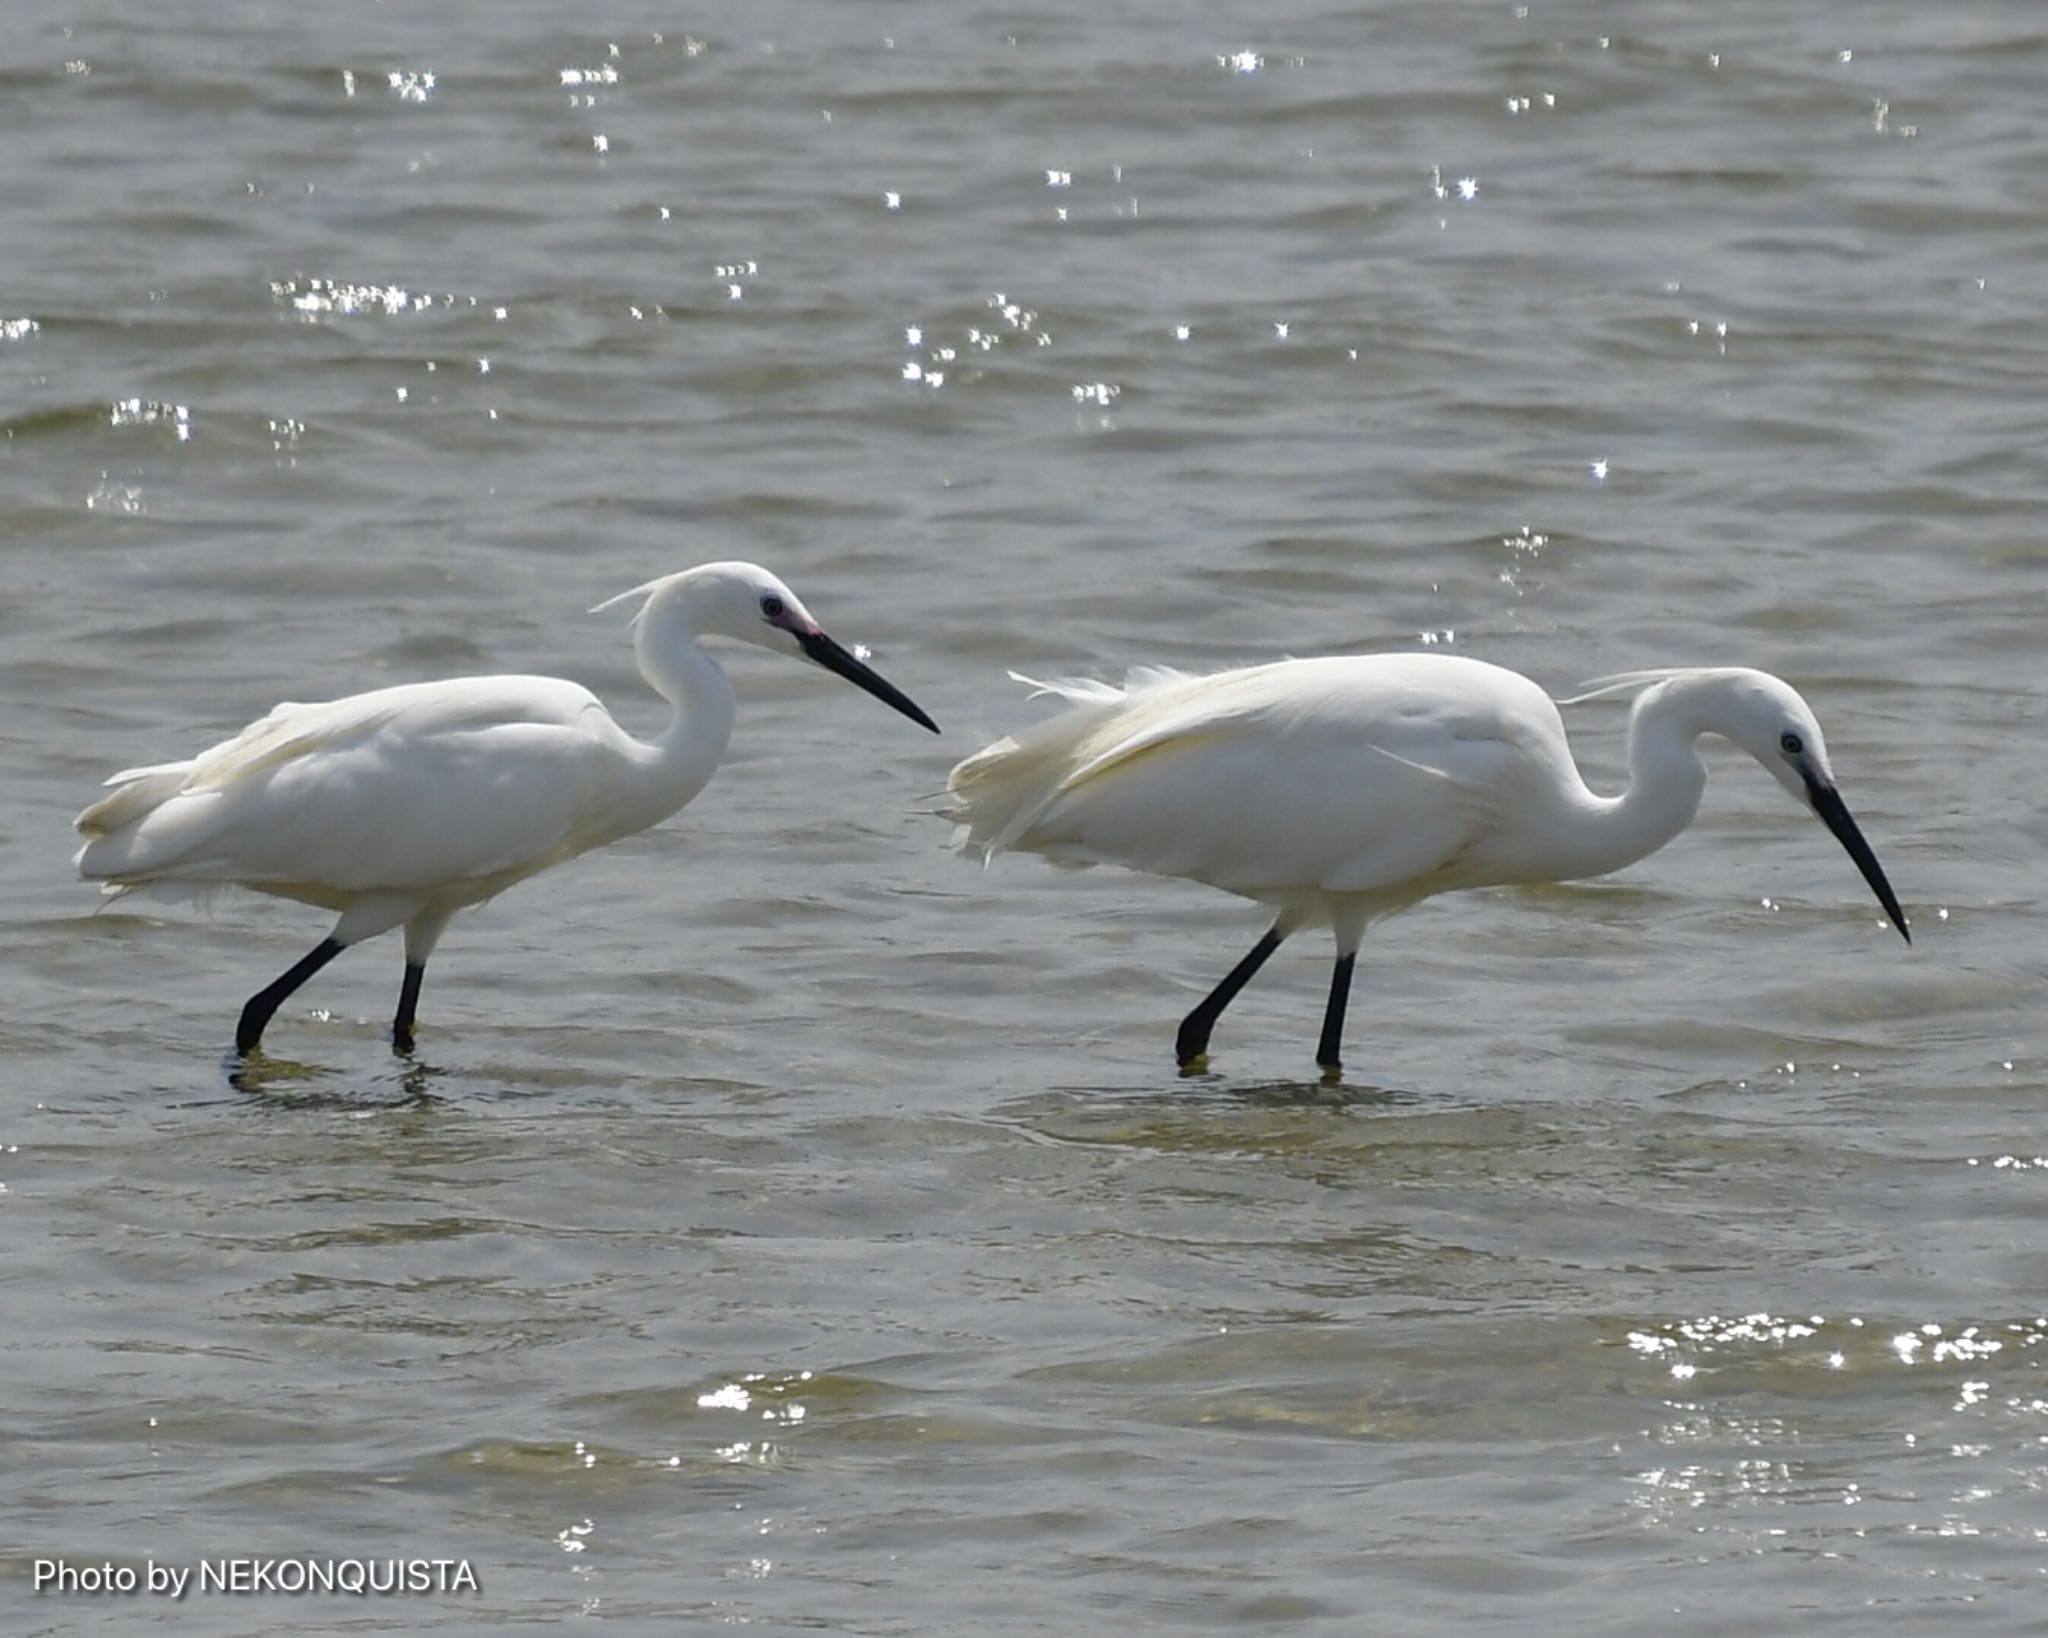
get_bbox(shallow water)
[3,0,2044,1630]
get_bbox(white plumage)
[81,678,639,909]
[949,653,1908,1073]
[78,562,938,1058]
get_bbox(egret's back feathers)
[947,653,1572,909]
[74,675,640,904]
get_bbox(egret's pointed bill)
[796,629,939,733]
[1806,776,1909,943]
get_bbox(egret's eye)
[1780,730,1804,756]
[760,594,786,619]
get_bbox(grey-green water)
[3,1,2043,1631]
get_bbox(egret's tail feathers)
[947,677,1103,859]
[86,877,239,913]
[947,674,1141,860]
[943,731,1037,860]
[73,765,193,841]
[947,665,1214,860]
[75,759,246,887]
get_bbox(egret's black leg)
[1315,952,1357,1073]
[1176,927,1287,1069]
[391,960,426,1056]
[236,937,345,1056]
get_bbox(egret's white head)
[593,560,812,650]
[593,561,938,732]
[1625,667,1907,943]
[1700,668,1837,809]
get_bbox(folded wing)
[949,655,1553,900]
[76,676,635,900]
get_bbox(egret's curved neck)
[632,612,736,805]
[1554,683,1711,881]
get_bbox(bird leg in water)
[1176,926,1287,1069]
[236,937,346,1056]
[391,961,426,1056]
[1316,952,1357,1073]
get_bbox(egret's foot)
[1175,927,1285,1077]
[392,959,426,1059]
[234,1009,268,1059]
[1317,1057,1344,1081]
[236,937,345,1062]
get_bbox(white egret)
[76,562,939,1057]
[947,656,1908,1073]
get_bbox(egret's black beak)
[795,628,939,733]
[1804,772,1909,943]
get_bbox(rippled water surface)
[4,0,2044,1630]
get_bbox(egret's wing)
[953,655,1536,896]
[76,676,628,892]
[1036,717,1515,897]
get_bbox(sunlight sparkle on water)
[110,398,191,441]
[1620,1301,2048,1556]
[899,294,1052,390]
[386,70,436,103]
[84,475,144,514]
[273,278,491,320]
[556,1519,594,1553]
[698,1372,811,1428]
